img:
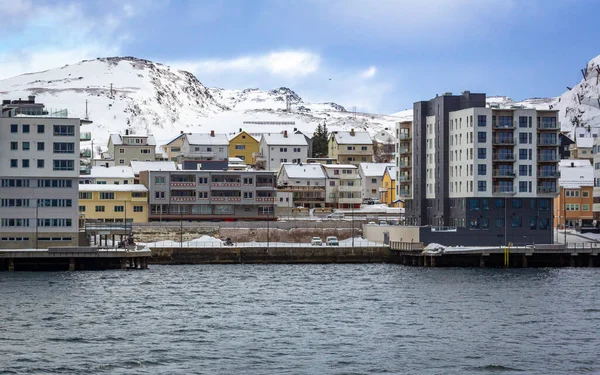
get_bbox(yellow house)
[228,131,259,165]
[381,166,399,207]
[78,184,149,223]
[161,133,186,162]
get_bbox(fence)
[144,240,384,248]
[133,220,372,230]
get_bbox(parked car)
[311,237,323,246]
[367,221,377,225]
[326,236,339,246]
[327,212,345,219]
[363,198,381,205]
[379,220,388,226]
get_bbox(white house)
[358,162,395,200]
[277,163,327,208]
[322,164,362,208]
[181,131,229,161]
[257,131,308,171]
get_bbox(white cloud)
[360,66,377,79]
[171,50,321,78]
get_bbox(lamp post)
[180,206,183,248]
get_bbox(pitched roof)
[229,131,258,142]
[262,133,308,146]
[88,166,134,179]
[280,163,326,179]
[109,134,156,146]
[332,131,372,145]
[359,162,395,177]
[559,159,593,188]
[184,133,229,146]
[372,130,396,144]
[385,166,397,180]
[78,184,148,192]
[130,161,178,175]
[163,133,186,146]
[576,137,594,148]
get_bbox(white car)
[326,236,339,246]
[327,212,345,219]
[311,237,323,246]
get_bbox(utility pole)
[35,199,39,251]
[85,99,88,120]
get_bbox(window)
[519,165,527,176]
[22,142,30,150]
[119,159,125,165]
[496,218,505,227]
[155,191,165,199]
[155,176,166,184]
[279,147,287,152]
[519,181,527,192]
[361,146,368,151]
[22,124,30,133]
[171,146,181,152]
[95,206,105,212]
[478,164,486,176]
[11,124,18,133]
[512,199,522,208]
[10,142,18,150]
[37,142,45,151]
[519,116,528,128]
[53,142,75,153]
[495,198,505,208]
[582,204,590,211]
[539,218,549,230]
[371,178,377,183]
[582,191,590,198]
[22,159,29,168]
[470,218,480,229]
[539,199,549,210]
[519,149,528,160]
[79,192,92,199]
[37,124,45,133]
[530,199,536,209]
[53,160,74,171]
[53,125,75,136]
[37,159,44,168]
[235,145,245,150]
[114,206,124,212]
[478,115,486,127]
[141,149,151,154]
[519,133,528,144]
[1,218,30,227]
[478,181,486,192]
[79,206,85,212]
[511,216,522,227]
[477,148,486,159]
[529,217,537,229]
[478,132,486,143]
[119,148,125,154]
[100,192,115,200]
[10,159,18,168]
[468,199,480,210]
[133,206,143,212]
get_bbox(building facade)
[328,130,373,166]
[161,133,186,162]
[256,132,308,171]
[140,170,277,221]
[277,163,327,208]
[228,131,259,165]
[405,91,559,245]
[181,131,229,161]
[381,166,397,206]
[78,184,148,223]
[323,164,361,208]
[0,99,82,249]
[106,132,156,166]
[553,159,594,229]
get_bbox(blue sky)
[0,0,599,113]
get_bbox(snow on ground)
[140,235,382,248]
[337,204,404,214]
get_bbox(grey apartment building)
[0,97,83,249]
[402,91,560,245]
[139,169,277,221]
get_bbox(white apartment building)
[358,162,394,200]
[593,138,600,222]
[277,163,327,208]
[322,164,361,208]
[181,131,229,161]
[257,131,308,171]
[0,98,82,249]
[80,166,135,185]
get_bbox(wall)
[363,224,420,244]
[229,132,259,165]
[79,190,148,222]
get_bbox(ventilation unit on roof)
[442,92,452,96]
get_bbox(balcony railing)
[399,147,411,154]
[399,133,411,140]
[537,187,558,194]
[80,149,92,158]
[538,171,560,178]
[171,196,196,201]
[492,138,515,146]
[399,161,411,169]
[171,181,196,187]
[492,186,515,195]
[211,182,241,188]
[538,154,559,162]
[398,175,411,182]
[80,132,92,141]
[492,153,515,162]
[492,170,516,178]
[493,123,515,130]
[399,189,411,197]
[189,151,216,158]
[256,197,277,202]
[538,139,560,146]
[538,121,559,130]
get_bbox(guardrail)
[144,241,384,248]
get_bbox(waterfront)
[1,265,599,374]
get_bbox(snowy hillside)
[0,57,400,151]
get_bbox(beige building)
[161,133,185,162]
[103,132,157,166]
[328,129,373,166]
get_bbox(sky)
[0,0,599,114]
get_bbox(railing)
[256,197,277,202]
[171,182,195,187]
[80,132,92,141]
[211,182,241,187]
[492,170,516,178]
[277,185,325,191]
[171,196,196,201]
[256,183,275,188]
[144,240,384,249]
[538,154,559,162]
[226,197,241,201]
[189,151,216,157]
[537,187,558,194]
[538,139,560,146]
[399,190,411,196]
[492,186,515,194]
[538,171,560,178]
[493,123,515,130]
[399,133,411,140]
[80,149,92,158]
[399,162,411,168]
[399,147,411,154]
[492,138,515,145]
[398,175,411,182]
[538,121,559,130]
[492,153,515,161]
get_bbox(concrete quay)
[0,247,151,271]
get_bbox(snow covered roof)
[359,162,394,177]
[559,159,593,188]
[386,166,397,179]
[322,164,358,169]
[88,166,134,179]
[576,137,594,148]
[184,133,229,146]
[332,131,372,145]
[372,130,396,144]
[163,133,185,146]
[79,184,148,192]
[280,163,326,179]
[110,134,156,146]
[262,133,308,146]
[130,161,178,174]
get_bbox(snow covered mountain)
[0,57,400,150]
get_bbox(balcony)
[398,175,411,182]
[538,171,560,178]
[537,186,558,195]
[399,147,411,155]
[171,196,196,202]
[337,185,360,192]
[189,151,216,158]
[538,121,559,130]
[79,132,92,141]
[492,185,515,195]
[171,181,196,188]
[492,153,515,162]
[226,197,241,202]
[211,182,241,188]
[492,137,515,146]
[277,185,325,191]
[253,153,266,161]
[492,170,516,178]
[538,139,560,147]
[493,123,515,130]
[538,154,559,162]
[80,148,92,158]
[399,133,411,140]
[256,197,277,202]
[399,189,411,197]
[399,161,411,169]
[338,197,362,204]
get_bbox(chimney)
[125,129,129,135]
[210,130,215,137]
[239,128,242,133]
[571,162,575,167]
[294,127,297,132]
[350,129,355,136]
[284,130,288,138]
[28,95,35,103]
[180,130,183,134]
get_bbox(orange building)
[553,160,594,229]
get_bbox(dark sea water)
[1,265,600,375]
